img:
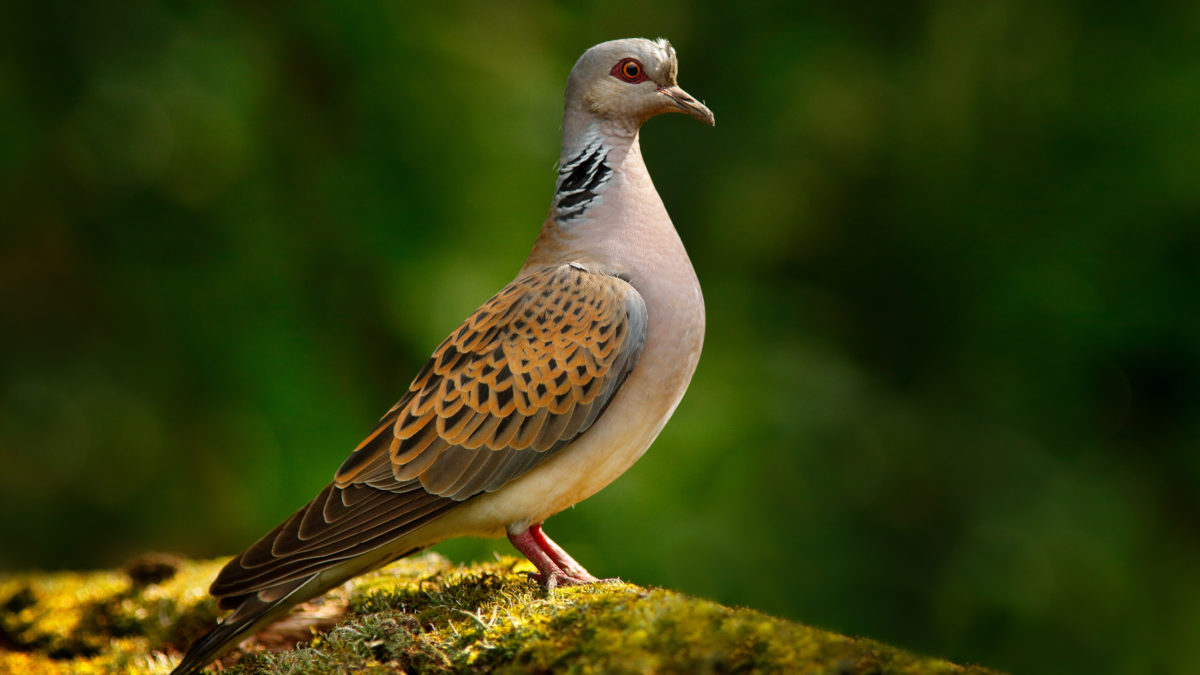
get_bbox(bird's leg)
[507,523,598,590]
[527,523,599,582]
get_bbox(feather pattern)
[207,262,646,600]
[336,261,646,496]
[554,140,612,222]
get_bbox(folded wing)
[209,262,647,601]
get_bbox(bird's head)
[565,38,715,128]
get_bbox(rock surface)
[0,553,1001,674]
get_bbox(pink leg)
[528,524,598,582]
[507,523,603,590]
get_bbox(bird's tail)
[170,575,316,675]
[171,514,437,674]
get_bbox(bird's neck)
[523,112,705,386]
[551,115,638,223]
[523,115,671,272]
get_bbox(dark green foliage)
[1,2,1196,674]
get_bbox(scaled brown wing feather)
[210,263,647,600]
[336,262,647,497]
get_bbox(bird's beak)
[658,85,715,126]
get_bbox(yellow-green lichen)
[0,555,226,675]
[1,553,1002,674]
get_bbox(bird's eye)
[611,58,647,83]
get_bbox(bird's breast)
[436,238,704,536]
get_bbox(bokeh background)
[3,2,1198,673]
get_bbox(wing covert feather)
[210,263,646,600]
[336,262,647,498]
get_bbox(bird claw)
[534,572,625,591]
[509,523,622,592]
[537,570,598,591]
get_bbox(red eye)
[611,58,648,83]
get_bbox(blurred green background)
[2,2,1198,673]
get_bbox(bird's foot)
[507,522,611,591]
[537,569,599,591]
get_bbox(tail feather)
[170,576,313,675]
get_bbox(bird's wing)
[209,262,647,601]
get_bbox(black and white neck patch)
[554,142,613,222]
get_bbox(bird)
[172,37,713,674]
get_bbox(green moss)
[0,555,226,674]
[0,554,1002,674]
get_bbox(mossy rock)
[0,553,1000,674]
